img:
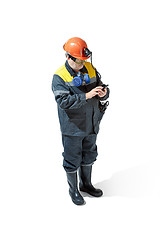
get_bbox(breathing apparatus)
[72,71,90,87]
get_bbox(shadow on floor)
[93,164,153,198]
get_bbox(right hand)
[86,86,103,100]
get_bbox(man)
[52,37,110,205]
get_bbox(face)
[67,56,86,71]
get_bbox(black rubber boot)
[66,171,85,205]
[79,165,103,197]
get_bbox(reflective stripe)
[65,81,75,86]
[54,90,70,96]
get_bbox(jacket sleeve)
[52,74,87,110]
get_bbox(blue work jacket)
[52,61,109,136]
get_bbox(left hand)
[97,87,107,98]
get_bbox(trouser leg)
[62,134,98,171]
[81,134,98,166]
[62,135,83,172]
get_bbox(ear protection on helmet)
[72,72,90,87]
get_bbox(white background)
[0,0,160,239]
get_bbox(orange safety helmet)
[63,37,90,60]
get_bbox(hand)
[86,86,104,100]
[97,87,107,98]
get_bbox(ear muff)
[72,73,90,87]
